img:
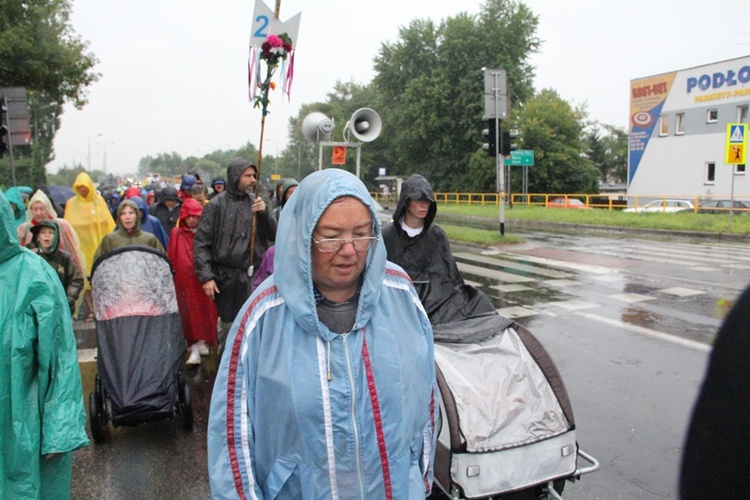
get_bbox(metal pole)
[355,144,361,179]
[3,97,17,187]
[730,167,736,228]
[493,71,504,236]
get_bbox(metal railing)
[370,192,750,213]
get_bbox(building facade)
[629,56,750,201]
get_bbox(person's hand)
[202,279,219,300]
[252,196,266,213]
[44,453,61,460]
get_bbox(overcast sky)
[47,0,750,176]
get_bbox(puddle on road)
[620,305,718,344]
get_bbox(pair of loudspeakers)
[301,108,381,143]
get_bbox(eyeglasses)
[312,236,379,253]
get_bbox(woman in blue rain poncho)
[0,190,89,498]
[207,169,437,499]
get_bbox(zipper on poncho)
[343,333,366,499]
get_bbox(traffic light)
[501,129,519,156]
[482,119,497,157]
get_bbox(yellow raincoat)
[63,173,115,283]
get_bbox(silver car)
[623,199,695,213]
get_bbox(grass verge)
[437,204,750,234]
[441,223,525,246]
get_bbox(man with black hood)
[193,157,276,345]
[382,174,495,324]
[149,185,181,233]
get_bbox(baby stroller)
[88,246,193,443]
[431,313,598,499]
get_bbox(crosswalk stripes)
[450,239,736,345]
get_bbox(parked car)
[371,197,393,227]
[623,199,695,213]
[546,197,592,209]
[697,199,749,214]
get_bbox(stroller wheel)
[89,392,105,443]
[178,376,194,432]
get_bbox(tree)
[0,0,98,185]
[0,0,98,106]
[516,89,600,193]
[46,165,105,187]
[371,0,540,190]
[585,123,628,183]
[138,152,187,177]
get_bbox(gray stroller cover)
[433,314,577,498]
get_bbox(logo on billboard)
[631,111,653,128]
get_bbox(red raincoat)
[167,198,218,345]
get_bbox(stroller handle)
[574,449,600,477]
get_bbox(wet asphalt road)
[70,231,747,499]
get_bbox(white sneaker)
[196,341,210,356]
[186,345,201,365]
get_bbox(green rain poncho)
[0,190,89,498]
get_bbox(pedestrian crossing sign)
[726,123,748,164]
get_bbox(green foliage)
[138,152,187,178]
[516,89,600,193]
[0,0,99,107]
[47,165,105,187]
[585,123,628,183]
[371,0,541,191]
[0,0,97,186]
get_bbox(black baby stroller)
[88,246,193,443]
[431,313,598,499]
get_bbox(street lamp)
[88,133,102,171]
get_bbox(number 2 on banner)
[332,146,346,165]
[253,15,270,38]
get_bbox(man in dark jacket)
[193,158,276,345]
[382,174,494,324]
[149,185,181,233]
[27,219,84,316]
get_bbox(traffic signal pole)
[482,68,508,236]
[490,73,505,236]
[1,96,17,187]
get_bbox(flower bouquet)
[249,33,295,115]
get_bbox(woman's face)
[120,206,138,231]
[77,185,90,198]
[31,201,50,222]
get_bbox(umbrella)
[48,185,76,206]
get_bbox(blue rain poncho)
[207,169,437,499]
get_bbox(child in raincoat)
[26,219,84,316]
[167,198,218,365]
